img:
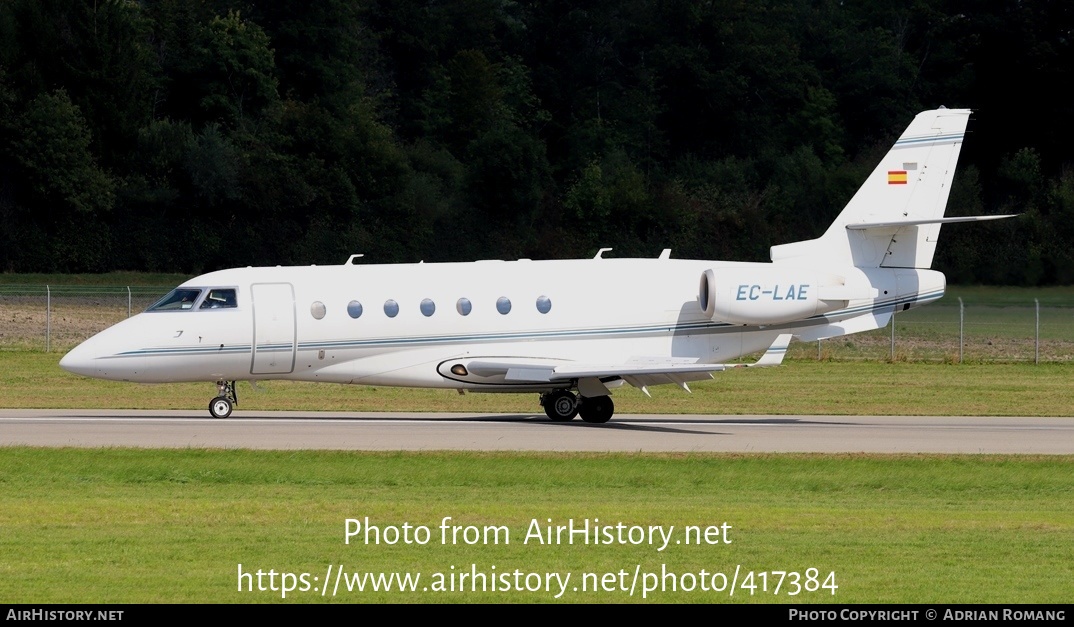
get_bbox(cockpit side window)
[148,288,203,311]
[200,288,238,309]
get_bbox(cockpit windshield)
[147,287,239,311]
[148,288,203,311]
[200,288,238,309]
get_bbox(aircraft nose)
[59,318,151,381]
[59,342,100,378]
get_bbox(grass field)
[3,350,1073,416]
[0,448,1070,603]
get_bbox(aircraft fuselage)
[60,258,940,390]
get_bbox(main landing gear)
[209,380,237,419]
[540,390,614,424]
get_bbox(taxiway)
[1,409,1071,453]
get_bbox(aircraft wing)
[465,334,792,397]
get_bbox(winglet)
[750,334,792,367]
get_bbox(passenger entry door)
[250,283,296,375]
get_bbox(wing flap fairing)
[455,334,793,393]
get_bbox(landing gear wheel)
[209,396,233,419]
[578,395,614,424]
[542,390,578,421]
[209,380,238,419]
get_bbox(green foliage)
[444,49,506,148]
[465,122,552,254]
[186,124,242,208]
[2,0,156,168]
[10,90,115,216]
[934,165,988,284]
[0,0,1071,279]
[563,151,653,253]
[3,90,116,271]
[1044,168,1074,283]
[194,11,280,127]
[564,160,613,224]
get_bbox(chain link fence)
[2,285,1073,362]
[791,298,1074,363]
[0,285,172,351]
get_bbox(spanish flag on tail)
[888,170,908,185]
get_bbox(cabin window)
[147,288,203,311]
[200,288,237,309]
[311,301,326,320]
[536,295,551,314]
[456,298,472,316]
[347,300,363,319]
[384,299,399,318]
[496,297,512,315]
[420,298,436,317]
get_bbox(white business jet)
[60,108,1011,422]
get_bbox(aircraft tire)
[578,395,614,424]
[543,390,579,421]
[209,396,233,419]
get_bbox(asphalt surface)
[1,409,1072,453]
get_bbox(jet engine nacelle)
[698,267,850,325]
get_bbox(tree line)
[0,0,1071,284]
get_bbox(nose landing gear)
[209,380,237,419]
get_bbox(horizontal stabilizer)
[845,215,1017,230]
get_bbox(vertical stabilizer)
[771,108,970,269]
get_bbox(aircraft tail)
[770,107,972,269]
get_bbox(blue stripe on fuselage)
[100,290,942,361]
